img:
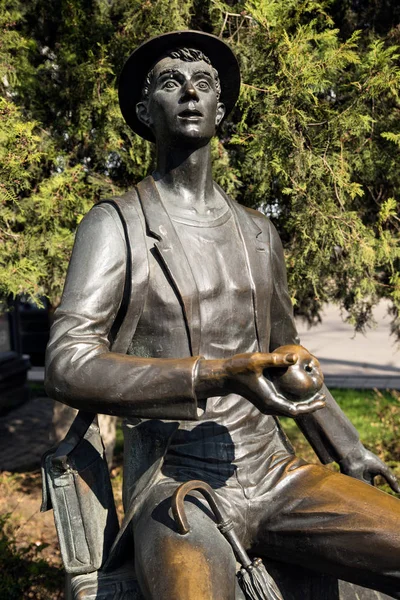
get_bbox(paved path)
[296,300,400,389]
[0,395,53,471]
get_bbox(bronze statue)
[43,31,400,599]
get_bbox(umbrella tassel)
[238,558,283,600]
[217,515,283,600]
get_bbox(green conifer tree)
[0,0,399,340]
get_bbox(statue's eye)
[197,80,210,91]
[163,80,178,90]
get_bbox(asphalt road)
[296,300,400,389]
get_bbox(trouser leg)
[251,460,400,598]
[133,480,237,600]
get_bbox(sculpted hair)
[141,47,221,100]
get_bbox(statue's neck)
[153,143,215,211]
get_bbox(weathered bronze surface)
[172,480,283,599]
[44,30,400,599]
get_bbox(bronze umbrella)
[172,480,283,600]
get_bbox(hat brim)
[118,30,241,142]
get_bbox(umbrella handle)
[171,480,226,534]
[171,479,252,569]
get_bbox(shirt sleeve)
[45,203,201,421]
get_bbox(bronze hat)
[118,30,241,142]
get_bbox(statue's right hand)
[224,352,325,417]
[196,351,325,418]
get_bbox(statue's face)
[136,56,225,146]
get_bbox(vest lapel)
[136,176,201,356]
[215,184,270,353]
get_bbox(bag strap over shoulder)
[102,187,150,354]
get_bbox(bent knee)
[134,501,236,599]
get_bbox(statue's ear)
[136,102,152,127]
[215,102,225,127]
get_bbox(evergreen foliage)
[0,0,399,339]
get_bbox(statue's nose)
[182,81,199,100]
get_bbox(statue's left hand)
[339,443,400,493]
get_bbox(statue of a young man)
[45,31,400,599]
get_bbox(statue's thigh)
[250,462,400,598]
[133,480,237,600]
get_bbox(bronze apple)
[266,344,324,401]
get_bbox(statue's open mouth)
[178,109,203,120]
